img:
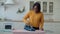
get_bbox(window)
[30,1,34,10]
[30,1,41,10]
[30,1,53,14]
[43,2,47,13]
[36,1,41,4]
[49,2,53,13]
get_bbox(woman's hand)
[25,21,30,25]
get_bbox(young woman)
[23,2,44,31]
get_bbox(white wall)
[53,0,60,21]
[0,0,60,21]
[0,0,30,20]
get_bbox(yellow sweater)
[23,10,44,30]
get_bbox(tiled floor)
[44,22,60,34]
[0,22,60,34]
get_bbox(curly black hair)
[33,2,41,11]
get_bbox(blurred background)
[0,0,60,34]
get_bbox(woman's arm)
[39,13,44,31]
[23,12,30,24]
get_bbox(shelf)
[43,13,53,15]
[0,29,12,32]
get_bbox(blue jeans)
[24,25,39,31]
